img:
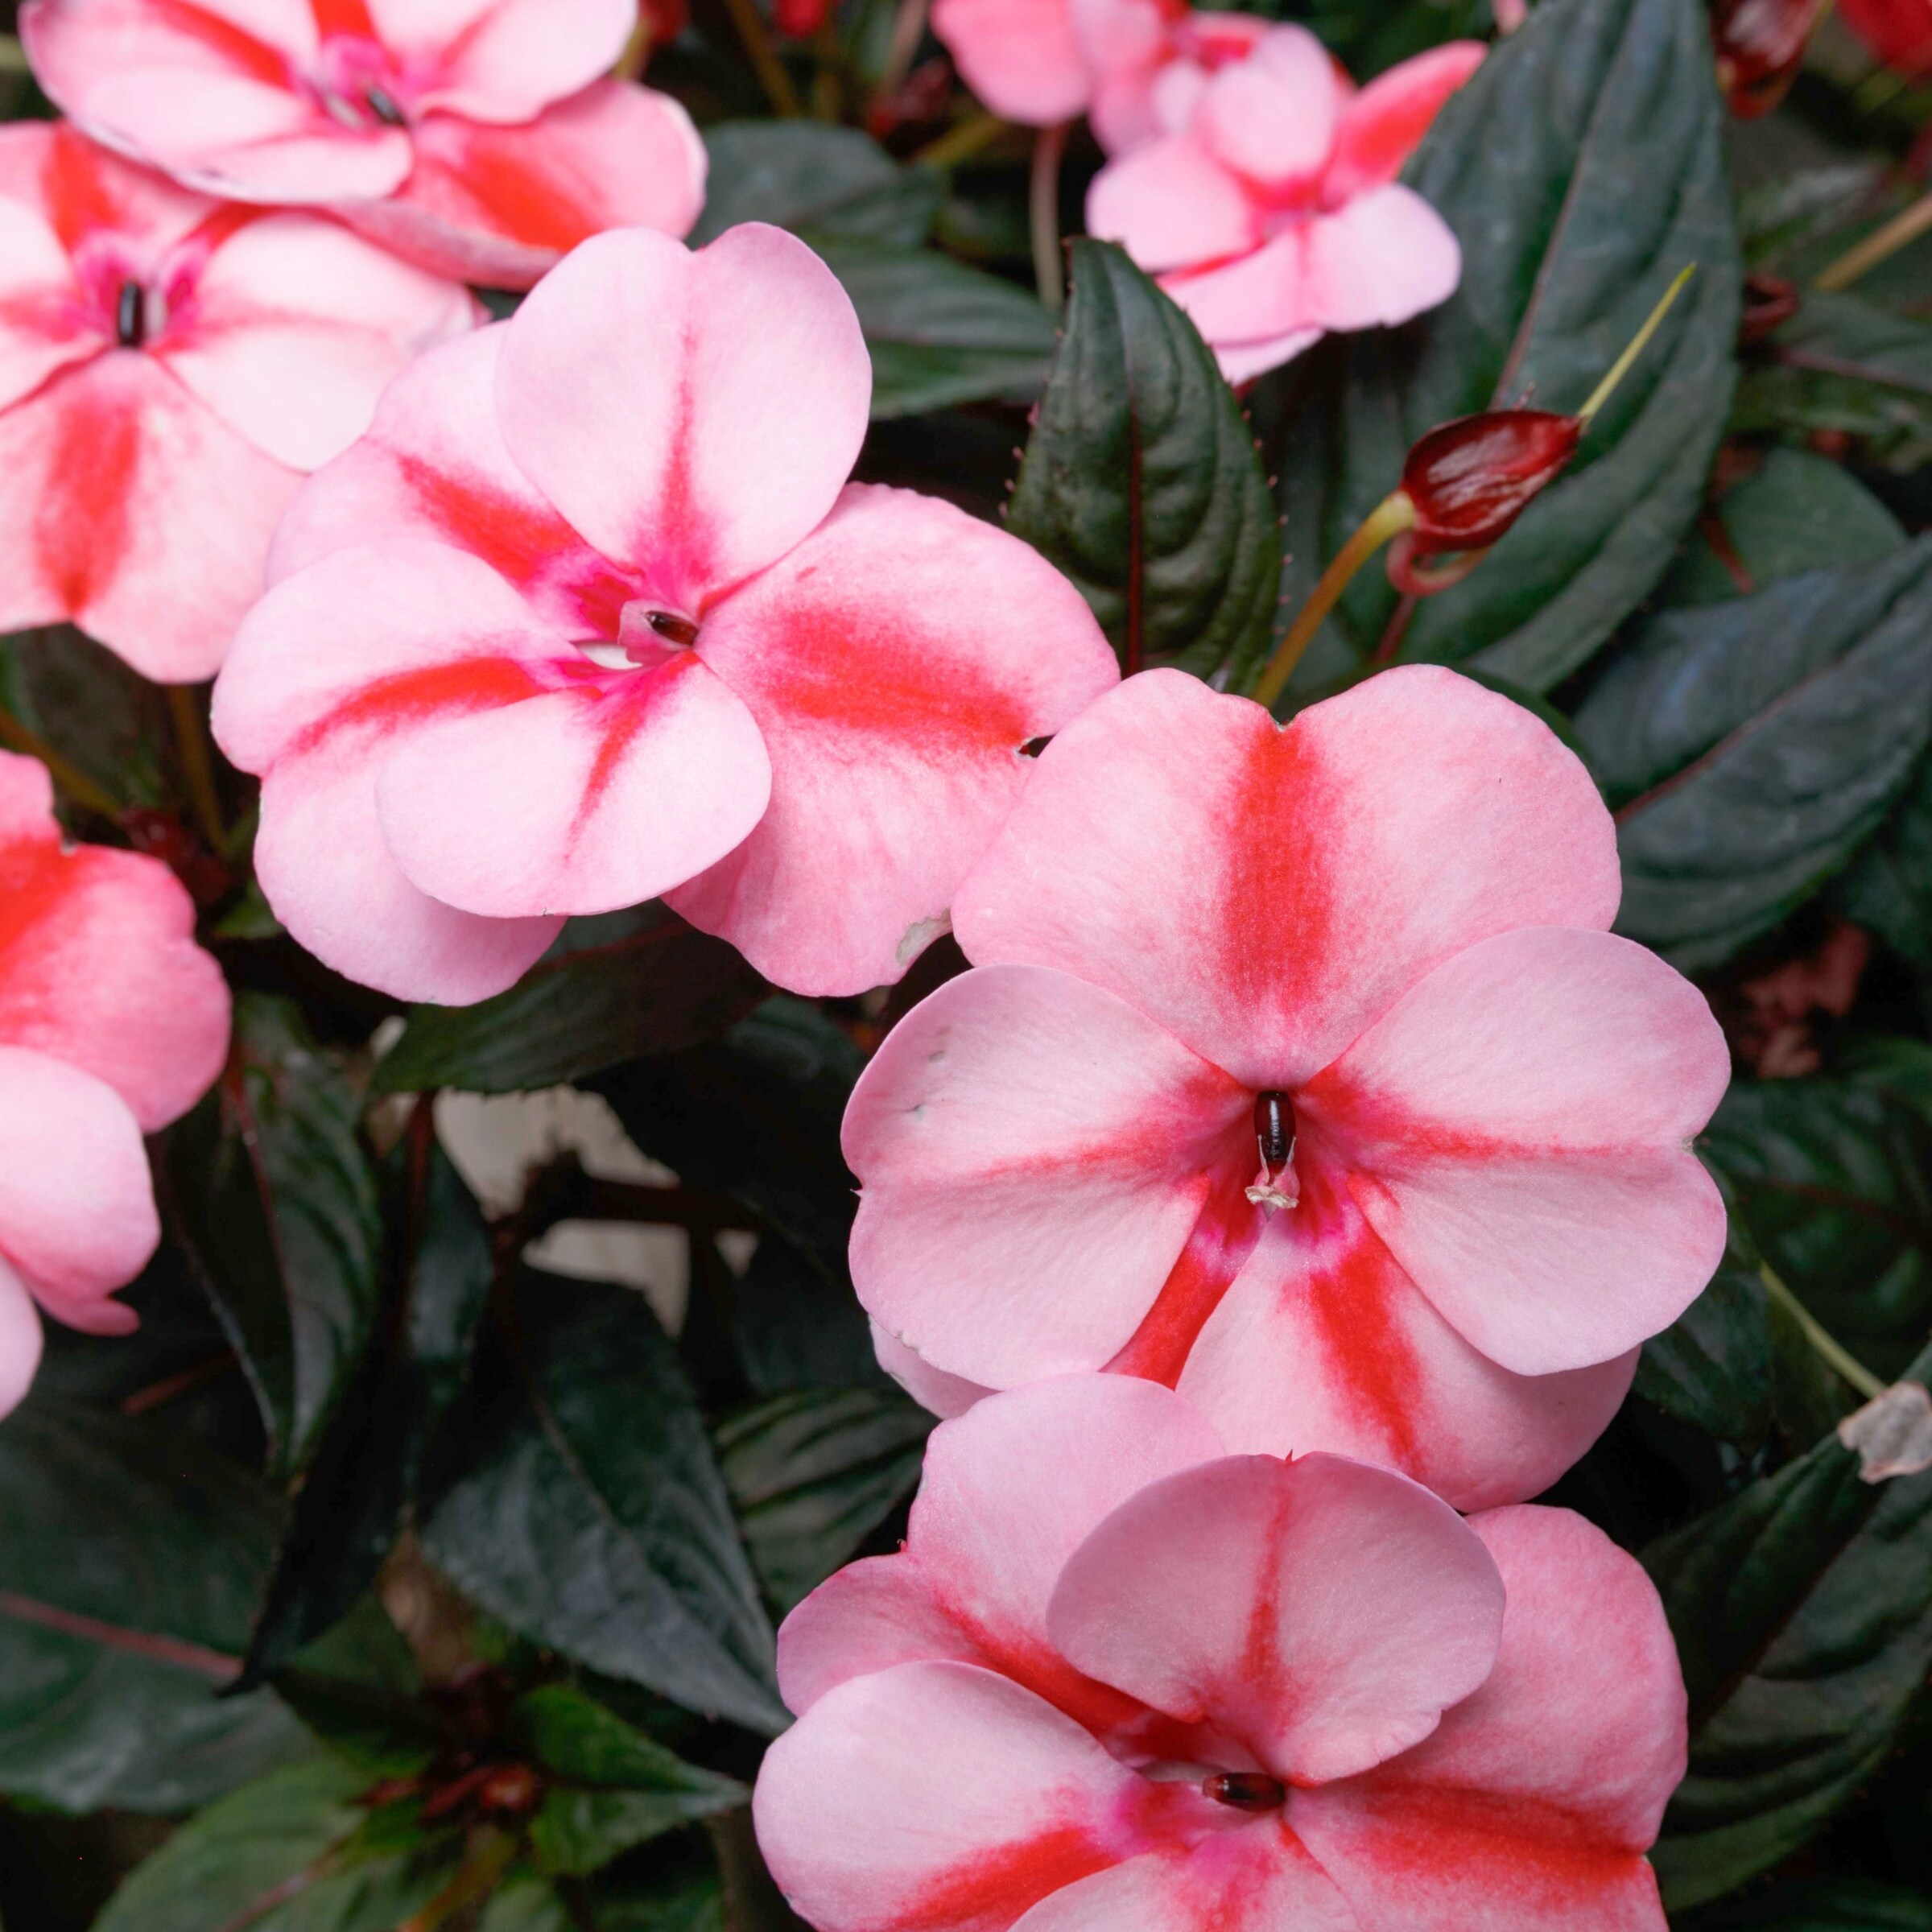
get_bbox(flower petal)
[375,650,771,920]
[155,211,478,469]
[0,1046,158,1311]
[846,964,1249,1388]
[0,126,112,412]
[0,1257,44,1421]
[1308,925,1730,1377]
[754,1662,1150,1932]
[0,753,229,1131]
[1292,1505,1684,1932]
[668,484,1118,995]
[1047,1452,1503,1785]
[931,0,1090,125]
[368,0,632,122]
[1085,135,1260,276]
[954,667,1620,1091]
[1193,25,1344,191]
[873,1319,992,1420]
[1174,1172,1637,1512]
[494,223,870,603]
[1164,184,1462,346]
[1206,324,1323,384]
[333,83,707,290]
[0,353,300,681]
[1323,41,1485,202]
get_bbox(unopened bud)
[1711,0,1826,117]
[774,0,829,35]
[1398,410,1583,557]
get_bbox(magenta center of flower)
[1200,1771,1288,1811]
[308,35,411,130]
[1247,1088,1299,1212]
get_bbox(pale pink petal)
[1323,41,1485,202]
[1207,324,1323,384]
[1307,926,1729,1377]
[0,1258,44,1420]
[1175,1172,1637,1512]
[755,1662,1152,1932]
[931,0,1090,124]
[954,667,1620,1092]
[873,1319,991,1421]
[1293,1505,1684,1932]
[374,652,769,921]
[0,126,108,413]
[1165,185,1462,346]
[667,485,1118,995]
[0,353,300,681]
[0,754,229,1131]
[1193,26,1344,190]
[333,84,707,291]
[1070,0,1170,151]
[845,964,1249,1389]
[1086,61,1167,155]
[267,326,631,636]
[495,224,869,604]
[1084,136,1260,276]
[1047,1453,1502,1785]
[369,0,633,122]
[0,1046,158,1311]
[1013,1830,1356,1932]
[155,212,478,469]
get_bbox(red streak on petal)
[147,0,293,88]
[285,654,549,763]
[34,367,137,621]
[893,1822,1118,1932]
[311,0,379,42]
[421,119,602,254]
[40,126,122,255]
[0,833,86,1028]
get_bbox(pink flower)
[754,1375,1686,1932]
[844,668,1731,1511]
[0,122,477,681]
[1086,27,1484,382]
[0,753,232,1417]
[211,224,1119,1005]
[20,0,707,289]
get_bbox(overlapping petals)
[1086,27,1484,380]
[21,0,706,287]
[755,1377,1685,1932]
[0,121,476,679]
[0,753,231,1416]
[845,666,1729,1509]
[214,223,1118,1004]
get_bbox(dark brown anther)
[1254,1090,1294,1172]
[648,609,700,647]
[363,82,407,126]
[114,280,144,349]
[1203,1771,1287,1811]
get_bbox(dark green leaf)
[816,241,1056,419]
[691,122,942,248]
[1633,1222,1773,1449]
[478,1872,574,1932]
[93,1758,455,1932]
[163,996,384,1476]
[1833,749,1932,972]
[376,912,768,1096]
[0,1395,312,1811]
[1571,542,1932,971]
[1272,0,1740,691]
[1695,1877,1932,1930]
[515,1686,743,1877]
[1738,163,1889,269]
[239,1145,493,1686]
[1701,1079,1932,1383]
[1005,238,1282,686]
[0,625,172,811]
[420,1274,784,1734]
[1647,1339,1932,1908]
[716,1388,931,1612]
[592,1863,727,1932]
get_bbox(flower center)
[114,279,146,349]
[309,36,411,129]
[1246,1090,1298,1212]
[1202,1772,1287,1811]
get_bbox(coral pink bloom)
[844,668,1730,1511]
[0,122,476,681]
[931,0,1092,126]
[212,224,1117,1005]
[1070,0,1269,154]
[1087,27,1484,382]
[755,1377,1686,1932]
[0,753,231,1417]
[1836,0,1932,72]
[21,0,707,288]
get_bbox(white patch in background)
[1837,1379,1932,1484]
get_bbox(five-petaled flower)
[844,667,1731,1511]
[0,121,476,681]
[755,1375,1687,1932]
[0,753,231,1418]
[211,222,1119,1006]
[21,0,708,289]
[1086,27,1484,381]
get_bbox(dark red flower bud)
[476,1763,543,1817]
[1399,411,1583,556]
[774,0,830,37]
[865,57,953,139]
[644,0,689,42]
[118,807,232,907]
[1740,270,1800,345]
[1711,0,1825,118]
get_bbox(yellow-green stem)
[612,14,651,79]
[872,0,931,106]
[1760,1262,1886,1402]
[1815,188,1932,292]
[912,109,1008,169]
[168,683,226,849]
[1578,264,1697,423]
[398,1831,518,1932]
[1030,121,1071,312]
[1251,493,1418,710]
[0,704,118,819]
[720,0,803,116]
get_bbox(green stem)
[872,0,931,105]
[0,703,119,819]
[912,109,1008,169]
[168,682,227,848]
[720,0,803,117]
[1250,493,1418,709]
[1816,189,1932,292]
[1760,1262,1887,1402]
[1030,121,1071,313]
